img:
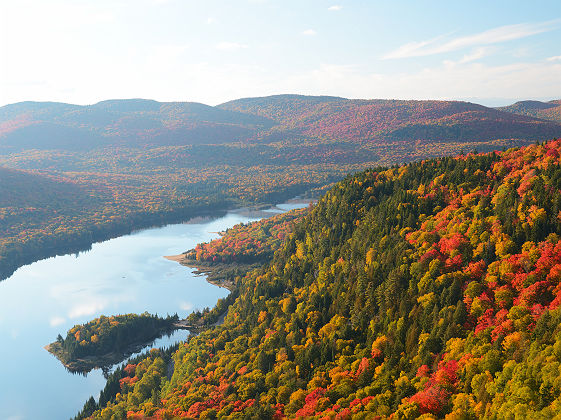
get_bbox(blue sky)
[0,0,560,107]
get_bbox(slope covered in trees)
[80,138,561,418]
[184,208,308,266]
[498,99,561,124]
[0,166,102,209]
[0,167,118,278]
[173,208,309,291]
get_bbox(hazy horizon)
[1,94,558,110]
[1,0,560,108]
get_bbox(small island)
[46,312,178,373]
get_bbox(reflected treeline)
[60,328,189,376]
[0,202,232,282]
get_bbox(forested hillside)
[0,166,102,209]
[184,208,307,265]
[81,138,561,418]
[0,167,116,278]
[499,100,561,124]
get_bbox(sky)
[0,0,560,107]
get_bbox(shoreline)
[164,199,314,290]
[164,256,250,291]
[46,198,311,374]
[165,254,231,287]
[163,254,184,262]
[1,196,314,282]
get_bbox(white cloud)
[180,301,193,311]
[215,42,249,51]
[206,17,217,25]
[457,47,494,64]
[547,55,561,61]
[278,60,561,104]
[302,29,317,36]
[50,316,66,327]
[328,5,342,11]
[383,20,559,59]
[68,301,107,318]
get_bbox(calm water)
[0,201,308,420]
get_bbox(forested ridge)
[498,100,561,124]
[221,96,561,144]
[79,138,561,418]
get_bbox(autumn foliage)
[56,313,177,363]
[72,139,561,419]
[184,208,307,265]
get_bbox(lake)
[0,201,308,420]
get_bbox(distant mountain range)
[1,95,559,151]
[0,99,273,150]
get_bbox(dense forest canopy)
[184,208,308,265]
[78,138,561,419]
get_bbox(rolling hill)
[220,95,561,143]
[498,99,561,124]
[0,99,274,150]
[0,166,100,209]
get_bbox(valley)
[4,1,561,418]
[1,95,560,281]
[2,95,561,419]
[0,203,307,419]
